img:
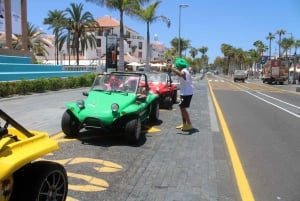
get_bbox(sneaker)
[181,124,193,131]
[176,124,184,129]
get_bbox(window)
[138,42,143,49]
[96,39,101,47]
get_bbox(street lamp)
[178,4,188,58]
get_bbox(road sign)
[261,56,267,64]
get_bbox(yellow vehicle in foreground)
[0,109,68,201]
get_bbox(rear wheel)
[164,95,172,109]
[11,161,68,201]
[61,110,79,137]
[125,117,141,144]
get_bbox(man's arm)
[167,63,186,80]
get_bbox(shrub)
[15,79,32,95]
[48,77,64,91]
[0,82,11,97]
[31,78,48,93]
[0,73,96,97]
[64,76,78,88]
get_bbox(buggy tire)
[172,90,177,104]
[11,161,68,201]
[61,110,79,137]
[125,117,141,144]
[149,100,159,121]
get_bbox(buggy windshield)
[92,73,140,93]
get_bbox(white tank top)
[179,68,193,95]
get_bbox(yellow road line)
[208,81,255,201]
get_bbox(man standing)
[167,58,193,131]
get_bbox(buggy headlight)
[76,100,85,109]
[111,103,119,112]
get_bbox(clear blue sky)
[27,0,300,63]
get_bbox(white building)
[38,15,169,71]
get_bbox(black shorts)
[179,95,193,108]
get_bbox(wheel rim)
[38,170,67,201]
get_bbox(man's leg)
[181,107,193,131]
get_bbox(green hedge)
[0,73,96,98]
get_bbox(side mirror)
[82,91,89,96]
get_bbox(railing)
[63,65,101,73]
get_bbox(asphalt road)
[208,74,300,201]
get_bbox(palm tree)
[86,0,149,71]
[221,43,234,74]
[253,40,267,58]
[13,22,51,60]
[266,32,275,60]
[189,47,198,60]
[170,37,190,57]
[280,37,294,63]
[198,46,208,69]
[132,0,170,71]
[64,3,98,65]
[43,10,66,65]
[189,47,198,71]
[276,29,286,58]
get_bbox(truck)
[262,59,289,84]
[233,70,246,82]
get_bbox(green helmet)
[174,58,189,69]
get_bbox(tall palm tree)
[132,0,170,71]
[86,0,149,71]
[64,3,98,65]
[276,29,286,58]
[266,32,275,60]
[43,9,66,65]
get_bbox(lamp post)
[67,18,71,66]
[178,4,188,58]
[293,51,297,84]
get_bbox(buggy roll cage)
[0,109,34,138]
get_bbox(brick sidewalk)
[117,77,240,201]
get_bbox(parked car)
[61,72,159,143]
[233,70,246,82]
[143,72,178,109]
[0,109,68,201]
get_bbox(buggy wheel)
[61,110,79,137]
[125,117,141,144]
[172,90,178,104]
[149,100,159,121]
[11,161,68,201]
[163,95,172,109]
